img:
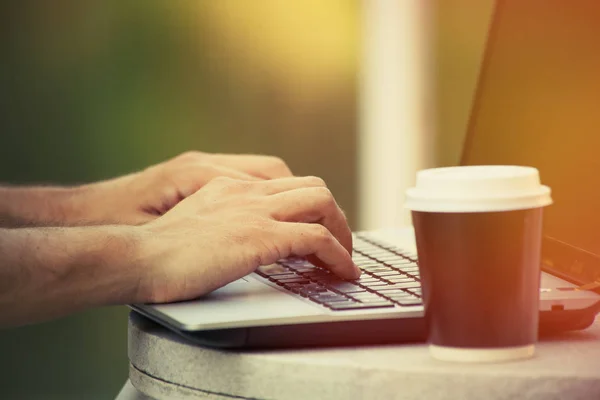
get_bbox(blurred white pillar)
[359,0,434,230]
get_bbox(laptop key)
[387,276,416,282]
[276,277,311,284]
[354,296,392,303]
[370,271,404,278]
[268,274,301,282]
[328,282,366,294]
[355,276,379,283]
[374,256,406,262]
[395,264,419,270]
[297,285,328,296]
[377,288,413,295]
[361,281,391,288]
[283,284,311,294]
[381,282,422,290]
[256,264,290,276]
[359,263,386,269]
[362,267,394,274]
[327,301,394,311]
[313,295,351,303]
[395,298,423,306]
[291,266,318,273]
[348,292,385,300]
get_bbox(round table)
[122,312,600,400]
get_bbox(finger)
[279,222,360,280]
[266,187,353,255]
[208,154,293,179]
[253,176,327,195]
[176,164,261,198]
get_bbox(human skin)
[0,152,359,327]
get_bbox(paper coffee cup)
[406,166,552,362]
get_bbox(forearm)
[0,225,145,327]
[0,185,91,227]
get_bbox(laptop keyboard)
[255,234,423,311]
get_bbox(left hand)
[74,151,294,225]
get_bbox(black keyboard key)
[328,301,394,311]
[386,260,416,267]
[355,277,379,285]
[396,298,423,306]
[382,288,414,295]
[311,294,349,303]
[396,269,419,275]
[377,289,412,296]
[301,283,327,291]
[359,262,385,268]
[362,266,394,273]
[373,255,406,261]
[348,292,385,300]
[283,283,311,293]
[297,285,328,296]
[361,281,391,288]
[356,297,392,303]
[387,276,415,283]
[256,264,290,276]
[277,277,310,284]
[268,273,300,281]
[396,263,419,271]
[371,271,404,278]
[328,282,366,294]
[380,282,422,290]
[291,266,318,273]
[304,269,333,277]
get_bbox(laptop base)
[133,300,600,349]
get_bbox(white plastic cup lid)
[405,165,552,213]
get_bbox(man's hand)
[0,175,358,327]
[0,152,293,227]
[78,152,294,225]
[136,176,359,303]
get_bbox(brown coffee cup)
[405,166,552,362]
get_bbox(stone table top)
[128,312,600,400]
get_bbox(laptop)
[131,0,600,348]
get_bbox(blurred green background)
[0,1,492,398]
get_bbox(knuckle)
[305,176,326,187]
[206,176,237,191]
[177,151,206,163]
[314,186,335,206]
[310,224,333,243]
[265,156,289,171]
[194,163,217,174]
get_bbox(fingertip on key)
[352,264,362,279]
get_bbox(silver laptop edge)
[132,227,600,331]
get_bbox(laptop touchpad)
[149,276,322,329]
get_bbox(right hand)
[135,176,360,304]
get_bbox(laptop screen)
[461,0,600,286]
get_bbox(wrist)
[42,225,147,306]
[0,225,147,327]
[0,185,89,227]
[79,225,149,305]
